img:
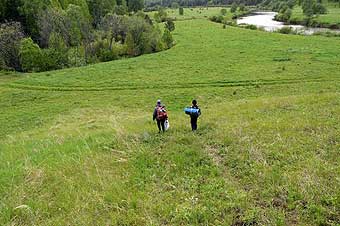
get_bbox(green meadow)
[1,19,339,225]
[291,4,340,26]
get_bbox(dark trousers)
[191,116,198,131]
[157,119,166,132]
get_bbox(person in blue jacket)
[190,99,200,131]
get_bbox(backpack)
[156,106,168,120]
[184,107,201,117]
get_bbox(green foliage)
[313,3,327,14]
[66,4,92,46]
[114,4,128,15]
[239,3,246,11]
[302,0,314,17]
[277,26,294,34]
[67,46,86,67]
[0,22,24,71]
[230,3,238,13]
[162,28,173,49]
[87,0,117,26]
[19,38,43,72]
[19,0,51,39]
[125,16,159,56]
[154,8,168,22]
[220,8,227,15]
[165,19,175,32]
[179,7,184,15]
[127,0,144,12]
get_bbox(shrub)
[165,19,175,32]
[220,8,227,16]
[154,8,168,23]
[244,24,257,30]
[41,48,68,71]
[179,7,184,15]
[68,46,86,67]
[313,3,327,14]
[19,38,44,72]
[162,28,173,49]
[277,26,294,34]
[210,15,224,23]
[98,48,119,62]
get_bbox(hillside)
[0,19,339,225]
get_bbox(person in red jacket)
[153,100,168,132]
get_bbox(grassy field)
[290,4,340,27]
[0,19,339,225]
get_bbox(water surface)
[237,12,340,34]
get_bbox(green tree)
[19,38,43,72]
[302,0,314,17]
[0,22,25,70]
[101,13,128,49]
[230,3,238,13]
[65,4,91,46]
[87,0,117,27]
[19,0,51,39]
[127,0,144,12]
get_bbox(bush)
[19,38,44,72]
[210,15,224,23]
[220,8,227,16]
[98,48,119,62]
[154,8,168,23]
[179,7,184,15]
[313,3,327,14]
[277,26,294,34]
[244,24,257,30]
[162,28,173,49]
[68,46,86,67]
[41,48,68,71]
[165,19,175,32]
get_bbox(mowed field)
[0,19,339,225]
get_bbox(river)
[236,12,340,35]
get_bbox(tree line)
[0,0,174,72]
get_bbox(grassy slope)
[291,4,340,25]
[0,19,339,225]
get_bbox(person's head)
[192,99,197,105]
[156,99,161,106]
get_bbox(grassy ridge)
[0,19,339,225]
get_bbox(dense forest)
[0,0,174,72]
